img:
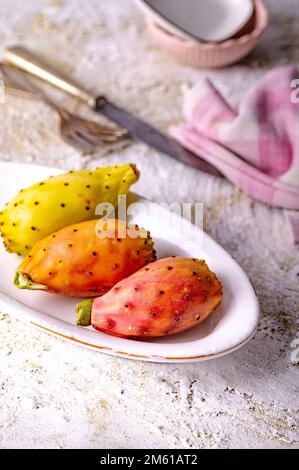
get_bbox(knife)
[4,46,222,177]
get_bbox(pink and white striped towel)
[169,66,299,243]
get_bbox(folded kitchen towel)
[169,66,299,243]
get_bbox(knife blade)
[94,96,222,176]
[94,96,222,177]
[3,46,222,177]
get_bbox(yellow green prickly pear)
[0,164,139,256]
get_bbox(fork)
[0,63,128,151]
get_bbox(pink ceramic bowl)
[146,0,268,68]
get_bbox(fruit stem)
[75,299,94,326]
[14,271,47,290]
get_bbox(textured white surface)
[0,0,298,449]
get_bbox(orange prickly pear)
[75,257,222,337]
[0,164,139,256]
[14,219,156,297]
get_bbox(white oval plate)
[136,0,254,43]
[0,162,259,363]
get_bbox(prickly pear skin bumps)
[15,219,156,297]
[0,164,139,256]
[80,257,222,338]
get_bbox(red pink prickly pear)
[15,219,156,297]
[75,257,222,338]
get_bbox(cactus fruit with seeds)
[75,257,222,337]
[0,164,139,256]
[14,219,156,297]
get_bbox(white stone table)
[0,0,298,449]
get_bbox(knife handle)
[4,46,95,107]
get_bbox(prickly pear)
[75,257,222,338]
[0,164,139,256]
[15,219,156,297]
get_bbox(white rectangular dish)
[136,0,254,43]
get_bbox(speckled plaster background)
[0,0,298,449]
